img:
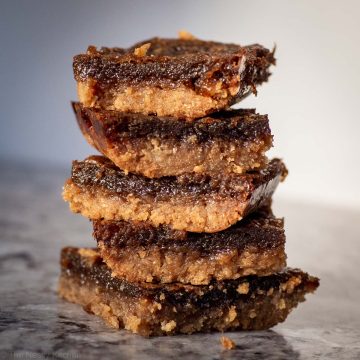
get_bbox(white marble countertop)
[0,160,359,359]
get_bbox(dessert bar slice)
[73,37,275,119]
[62,156,287,232]
[58,247,319,337]
[73,103,273,178]
[94,208,286,285]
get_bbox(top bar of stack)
[73,36,275,120]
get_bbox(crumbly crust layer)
[62,181,256,233]
[73,103,272,177]
[74,38,275,119]
[93,208,287,284]
[58,247,319,336]
[77,82,236,120]
[98,243,285,285]
[62,157,286,232]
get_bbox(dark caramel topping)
[73,102,272,143]
[73,37,275,94]
[93,208,285,253]
[70,156,287,200]
[60,247,319,306]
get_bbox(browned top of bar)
[73,102,272,143]
[73,37,275,96]
[70,156,287,200]
[60,247,319,306]
[93,208,285,253]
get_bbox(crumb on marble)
[220,336,236,350]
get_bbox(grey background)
[1,0,359,208]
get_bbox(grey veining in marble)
[0,160,359,359]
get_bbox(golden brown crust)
[77,81,240,119]
[98,244,286,285]
[63,180,250,232]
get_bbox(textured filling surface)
[93,208,287,284]
[73,103,273,178]
[58,247,319,336]
[73,38,275,118]
[62,157,287,232]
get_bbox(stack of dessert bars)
[60,35,319,336]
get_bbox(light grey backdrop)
[1,0,359,208]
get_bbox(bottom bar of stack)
[59,246,319,337]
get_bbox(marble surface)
[0,160,359,359]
